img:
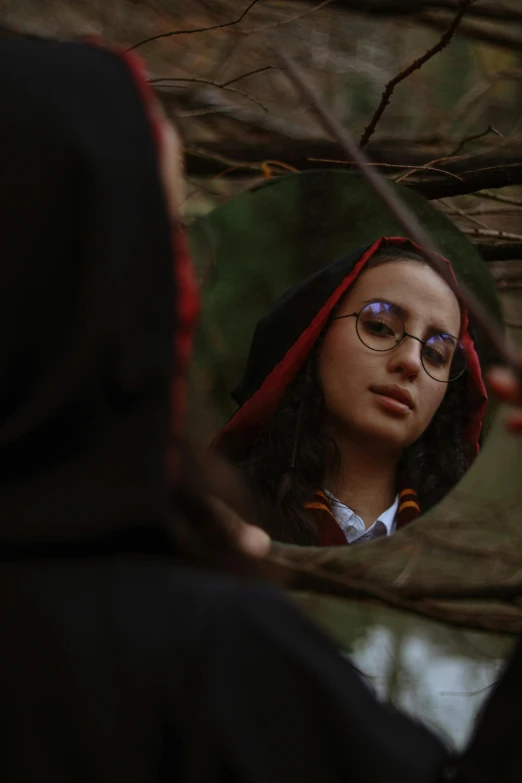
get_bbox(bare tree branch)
[242,0,337,35]
[221,65,278,87]
[183,139,522,197]
[126,0,263,52]
[416,11,522,52]
[394,126,502,185]
[471,190,522,208]
[149,77,269,113]
[449,126,504,158]
[441,200,508,231]
[441,207,522,217]
[186,145,298,175]
[462,227,522,242]
[274,45,520,376]
[307,158,464,180]
[286,0,522,51]
[289,0,522,25]
[440,682,498,697]
[268,555,522,634]
[413,165,522,199]
[474,243,522,261]
[436,69,522,137]
[359,0,474,148]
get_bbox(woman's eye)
[422,345,449,366]
[365,319,394,336]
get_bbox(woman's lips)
[370,384,413,415]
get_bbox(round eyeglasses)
[332,301,467,383]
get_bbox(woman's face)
[317,259,462,454]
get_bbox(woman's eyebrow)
[361,296,405,313]
[361,297,455,335]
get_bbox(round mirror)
[187,169,521,628]
[188,169,520,748]
[189,170,501,441]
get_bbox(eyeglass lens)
[356,301,466,382]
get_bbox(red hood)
[216,236,487,462]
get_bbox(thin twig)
[426,128,521,172]
[289,0,522,25]
[440,681,498,697]
[471,190,522,208]
[182,147,297,204]
[176,107,233,119]
[221,65,278,87]
[183,168,256,206]
[186,146,298,174]
[149,77,269,113]
[395,126,502,185]
[413,164,522,200]
[446,126,503,159]
[443,202,501,231]
[186,148,261,172]
[126,0,263,52]
[437,69,522,137]
[274,45,521,375]
[360,0,473,148]
[415,11,522,55]
[440,207,522,217]
[307,158,464,181]
[242,0,336,35]
[462,227,522,242]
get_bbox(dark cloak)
[0,34,182,539]
[0,33,517,783]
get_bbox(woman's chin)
[355,413,417,453]
[324,407,420,453]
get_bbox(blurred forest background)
[4,0,522,749]
[7,0,522,334]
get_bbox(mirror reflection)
[214,238,487,547]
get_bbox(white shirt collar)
[324,490,398,544]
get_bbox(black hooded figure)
[1,30,522,783]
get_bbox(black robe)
[0,31,519,783]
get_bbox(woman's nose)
[387,336,423,378]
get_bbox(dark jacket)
[0,546,450,782]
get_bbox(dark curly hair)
[234,248,474,545]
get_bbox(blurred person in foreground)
[0,28,521,783]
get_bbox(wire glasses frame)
[331,301,467,383]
